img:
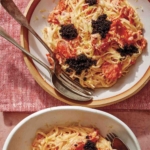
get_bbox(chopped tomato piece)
[102,63,122,80]
[57,0,66,11]
[69,38,80,49]
[57,41,70,58]
[46,54,55,69]
[88,129,100,142]
[48,0,66,23]
[120,6,135,25]
[137,38,147,50]
[109,19,134,46]
[82,5,88,10]
[48,13,59,24]
[56,40,76,59]
[57,41,67,52]
[73,142,85,150]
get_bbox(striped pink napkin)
[0,0,150,112]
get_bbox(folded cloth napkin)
[0,0,150,112]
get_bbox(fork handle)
[1,0,54,57]
[0,26,52,75]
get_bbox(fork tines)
[105,133,117,142]
[59,72,93,96]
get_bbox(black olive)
[59,24,78,40]
[65,54,96,75]
[85,0,97,6]
[117,45,139,57]
[92,14,112,39]
[83,140,97,150]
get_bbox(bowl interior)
[3,106,140,150]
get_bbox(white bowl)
[21,0,150,107]
[3,106,140,150]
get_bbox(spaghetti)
[43,0,147,89]
[31,124,113,150]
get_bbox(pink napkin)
[0,0,150,112]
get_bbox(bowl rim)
[20,0,150,107]
[2,106,140,150]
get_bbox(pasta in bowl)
[2,106,141,150]
[32,124,113,150]
[43,0,147,89]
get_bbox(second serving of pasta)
[31,124,113,150]
[43,0,147,89]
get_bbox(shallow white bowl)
[3,106,140,150]
[21,0,150,107]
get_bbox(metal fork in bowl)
[106,133,130,150]
[1,0,93,98]
[0,26,93,101]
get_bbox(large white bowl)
[3,106,140,150]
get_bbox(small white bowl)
[2,106,140,150]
